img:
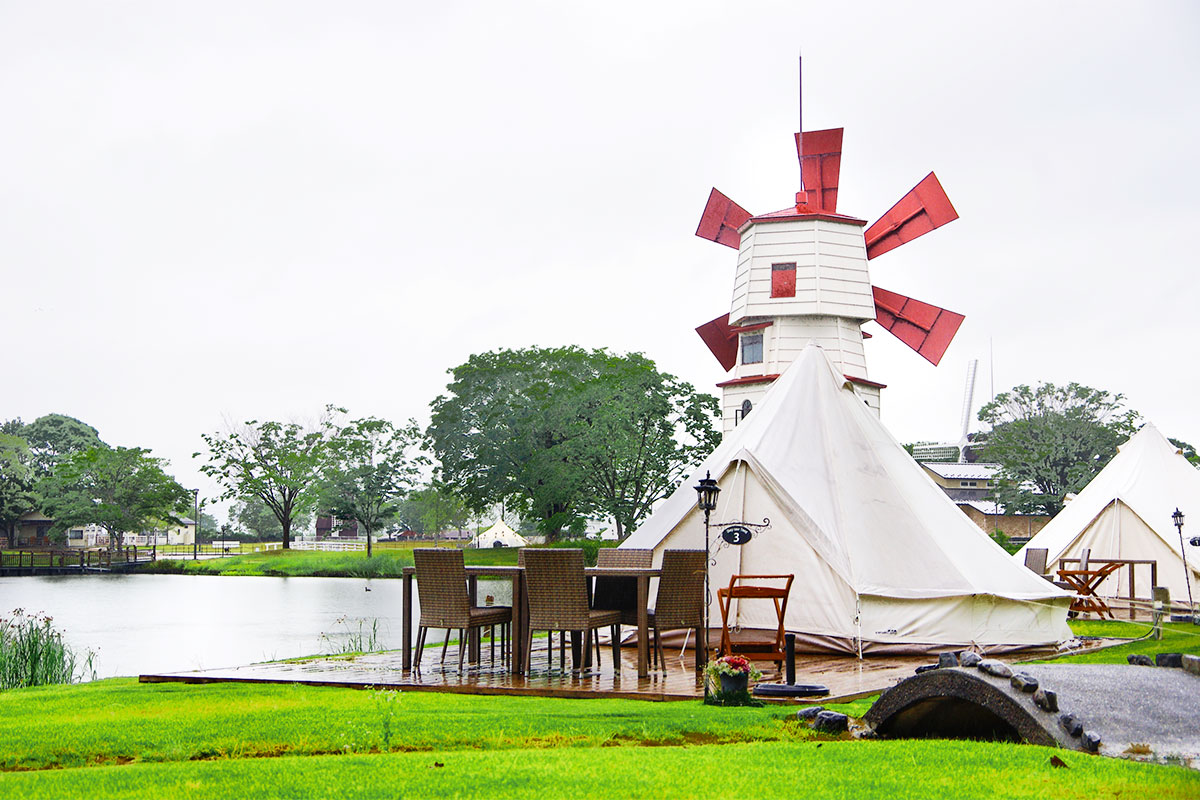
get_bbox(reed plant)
[320,616,383,655]
[0,609,94,690]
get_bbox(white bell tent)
[469,520,528,549]
[1016,423,1200,605]
[622,345,1071,655]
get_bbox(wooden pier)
[0,547,156,575]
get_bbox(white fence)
[261,540,367,552]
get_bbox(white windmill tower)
[694,62,966,433]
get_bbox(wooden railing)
[262,540,367,552]
[0,547,157,570]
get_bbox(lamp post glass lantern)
[693,471,720,698]
[1173,508,1196,620]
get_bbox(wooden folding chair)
[716,574,794,667]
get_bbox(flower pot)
[719,672,749,695]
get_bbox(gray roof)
[921,462,1000,481]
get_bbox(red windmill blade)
[795,128,843,212]
[871,286,964,366]
[696,188,752,249]
[864,173,958,260]
[863,172,963,365]
[695,314,738,371]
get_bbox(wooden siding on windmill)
[771,316,868,378]
[730,218,874,327]
[731,316,869,385]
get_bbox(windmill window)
[771,262,797,298]
[741,332,763,364]
[736,399,753,425]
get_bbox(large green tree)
[566,352,720,538]
[978,382,1141,516]
[320,417,425,556]
[40,446,192,550]
[0,433,37,545]
[427,347,720,539]
[21,414,103,477]
[196,411,335,549]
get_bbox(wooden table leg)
[402,572,413,672]
[637,574,649,678]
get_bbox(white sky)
[4,1,1198,519]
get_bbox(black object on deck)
[753,633,830,698]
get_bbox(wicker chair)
[592,548,654,628]
[1023,547,1049,576]
[522,548,621,673]
[648,549,706,672]
[413,548,511,671]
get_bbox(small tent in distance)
[1016,423,1200,605]
[469,520,528,549]
[622,345,1071,655]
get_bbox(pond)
[0,574,511,679]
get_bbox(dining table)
[401,564,663,678]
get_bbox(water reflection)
[0,574,511,679]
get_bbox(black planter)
[719,672,749,694]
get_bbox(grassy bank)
[137,540,614,577]
[0,679,1195,799]
[137,544,522,578]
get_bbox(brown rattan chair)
[413,548,511,672]
[592,548,654,628]
[648,549,706,672]
[522,548,621,673]
[1023,547,1049,576]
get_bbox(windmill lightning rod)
[798,52,803,192]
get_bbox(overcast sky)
[4,1,1198,520]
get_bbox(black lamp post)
[693,470,720,699]
[193,489,199,561]
[1172,508,1195,620]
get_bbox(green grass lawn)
[0,678,1195,799]
[1036,619,1200,664]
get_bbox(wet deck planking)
[141,641,963,703]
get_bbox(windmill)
[694,61,965,432]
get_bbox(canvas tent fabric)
[622,345,1071,655]
[1015,423,1200,605]
[470,520,528,549]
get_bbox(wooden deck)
[141,640,970,703]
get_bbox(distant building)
[316,516,359,540]
[920,462,1050,541]
[4,511,193,549]
[7,511,54,548]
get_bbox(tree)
[320,417,425,556]
[397,483,471,542]
[40,446,192,550]
[427,346,720,539]
[22,414,103,477]
[1169,438,1199,468]
[196,411,335,550]
[568,352,720,538]
[0,433,37,545]
[230,498,313,541]
[977,382,1141,516]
